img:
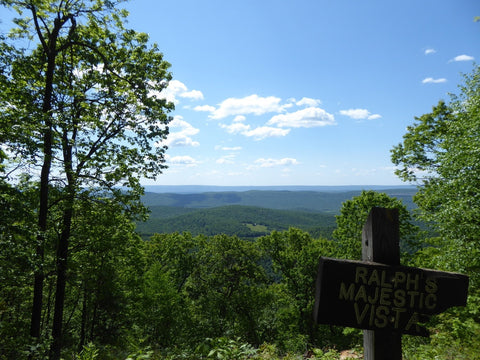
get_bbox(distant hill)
[141,188,417,214]
[143,185,417,194]
[137,187,418,239]
[136,205,337,240]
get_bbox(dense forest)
[136,204,337,239]
[1,1,480,359]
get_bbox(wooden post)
[362,207,402,360]
[314,207,468,357]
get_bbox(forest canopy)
[0,0,479,358]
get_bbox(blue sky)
[127,0,479,186]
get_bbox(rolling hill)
[136,205,337,240]
[141,188,417,213]
[137,187,417,239]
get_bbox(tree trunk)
[49,127,75,360]
[78,284,88,351]
[49,203,73,360]
[30,46,56,340]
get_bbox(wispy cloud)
[220,119,291,140]
[163,116,200,147]
[220,146,242,151]
[216,154,236,164]
[295,97,322,107]
[181,89,204,100]
[424,48,436,55]
[422,77,447,84]
[160,80,204,104]
[242,126,290,140]
[268,107,335,128]
[450,54,475,62]
[208,94,289,119]
[254,158,299,167]
[166,155,199,167]
[339,108,381,120]
[194,104,216,112]
[220,122,251,135]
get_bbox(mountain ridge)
[141,188,417,213]
[143,184,416,194]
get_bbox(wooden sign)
[313,207,469,360]
[314,257,469,336]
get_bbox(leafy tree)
[332,190,419,261]
[258,228,336,349]
[136,232,199,348]
[0,181,38,358]
[65,194,146,351]
[391,65,480,286]
[391,65,480,357]
[0,1,173,358]
[186,234,270,346]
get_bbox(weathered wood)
[313,207,469,360]
[363,207,401,360]
[362,207,399,265]
[313,257,469,335]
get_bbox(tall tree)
[332,190,418,261]
[0,1,173,358]
[392,64,480,360]
[258,228,336,347]
[391,65,480,286]
[186,234,270,345]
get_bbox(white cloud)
[296,97,322,107]
[209,94,288,119]
[424,48,436,55]
[163,116,200,147]
[242,126,290,140]
[339,108,381,120]
[422,77,447,84]
[220,146,242,151]
[254,158,299,167]
[268,107,336,128]
[220,122,251,134]
[194,104,216,112]
[160,80,204,104]
[166,155,199,167]
[451,54,475,62]
[220,122,290,140]
[233,115,246,122]
[216,154,236,164]
[181,89,204,100]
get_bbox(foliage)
[1,0,478,355]
[392,64,480,357]
[392,65,480,286]
[0,0,173,358]
[258,228,338,349]
[76,343,99,360]
[332,190,419,261]
[137,205,337,240]
[206,337,257,360]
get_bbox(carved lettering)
[355,285,368,302]
[425,277,438,294]
[425,294,437,310]
[354,302,369,325]
[315,258,468,337]
[393,289,406,308]
[355,266,368,284]
[339,282,355,301]
[374,305,389,328]
[379,287,392,306]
